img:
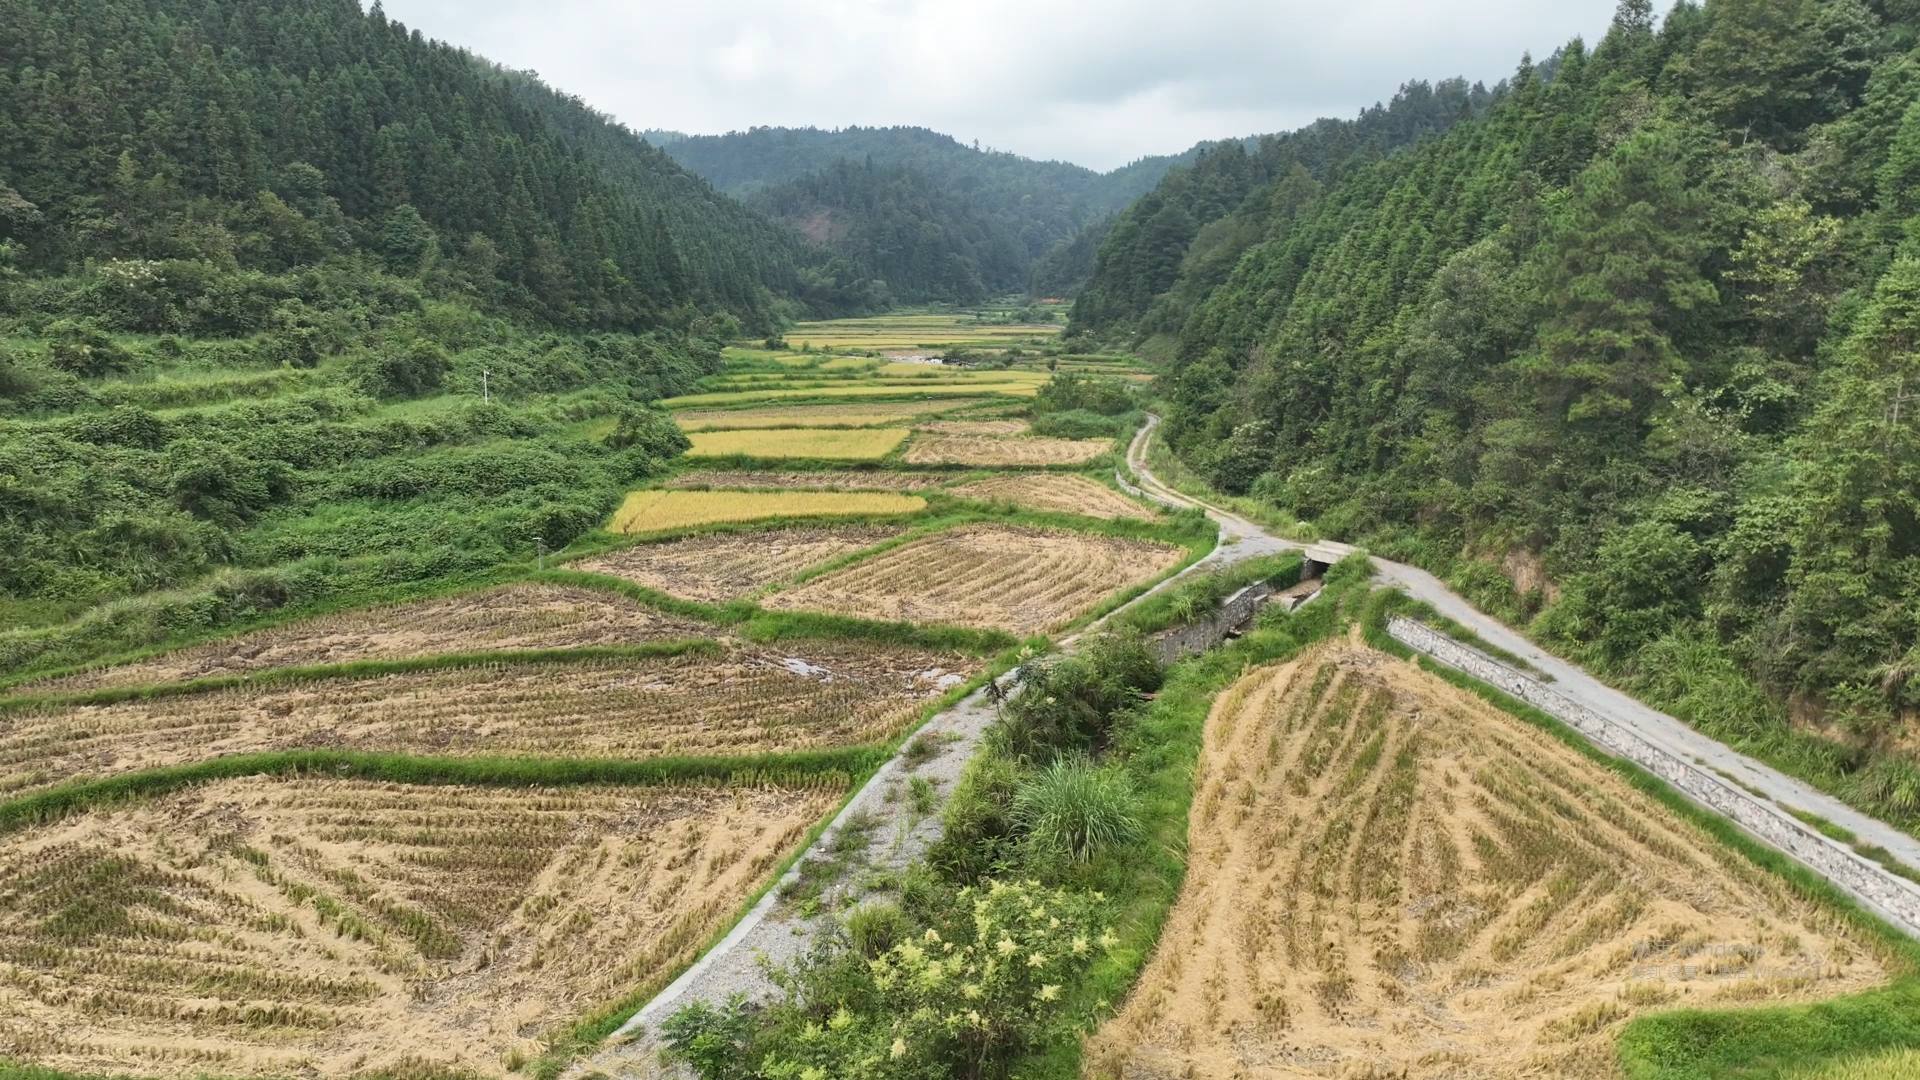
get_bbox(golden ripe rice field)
[674,402,970,431]
[785,315,1062,350]
[1087,642,1889,1079]
[684,427,909,461]
[0,642,982,796]
[25,584,712,693]
[0,777,841,1079]
[763,523,1184,635]
[664,470,958,492]
[658,383,1038,408]
[902,432,1113,466]
[946,473,1156,520]
[574,525,905,604]
[608,490,926,534]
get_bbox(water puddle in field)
[922,668,966,691]
[781,658,833,679]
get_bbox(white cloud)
[372,0,1623,171]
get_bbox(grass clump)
[1010,756,1144,865]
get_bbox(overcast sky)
[374,0,1624,172]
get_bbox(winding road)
[1126,414,1920,915]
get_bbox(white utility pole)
[482,369,490,404]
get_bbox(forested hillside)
[0,0,823,329]
[1141,0,1920,809]
[746,161,1030,305]
[0,0,776,668]
[649,125,1204,302]
[1069,77,1496,344]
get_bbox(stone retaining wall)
[1388,616,1920,941]
[1150,582,1274,665]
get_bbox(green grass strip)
[0,746,885,840]
[0,639,723,713]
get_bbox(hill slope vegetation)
[1132,0,1920,805]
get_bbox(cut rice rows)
[0,642,982,796]
[0,777,840,1079]
[24,584,712,693]
[946,473,1156,520]
[574,525,904,604]
[763,524,1185,635]
[1088,641,1889,1078]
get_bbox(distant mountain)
[645,126,1205,302]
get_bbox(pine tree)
[1516,122,1717,438]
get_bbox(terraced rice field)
[0,642,981,796]
[24,585,712,693]
[659,383,1039,408]
[902,433,1112,466]
[684,428,909,461]
[609,490,925,534]
[574,525,904,604]
[0,777,841,1079]
[946,473,1155,520]
[785,314,1062,351]
[664,471,958,492]
[914,419,1030,436]
[763,524,1184,635]
[674,402,966,431]
[1087,641,1888,1079]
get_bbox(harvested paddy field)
[609,490,925,534]
[674,402,968,431]
[0,776,841,1079]
[663,470,957,492]
[786,314,1062,350]
[763,524,1183,635]
[902,432,1112,466]
[947,473,1155,520]
[914,419,1031,436]
[28,584,712,693]
[684,427,909,461]
[0,642,981,795]
[659,383,1039,408]
[1087,640,1889,1079]
[574,525,905,604]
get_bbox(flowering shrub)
[664,880,1115,1080]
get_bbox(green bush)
[1033,372,1133,416]
[984,633,1161,765]
[1028,409,1126,440]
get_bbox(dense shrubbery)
[663,880,1116,1080]
[1032,372,1136,417]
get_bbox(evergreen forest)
[1083,0,1920,812]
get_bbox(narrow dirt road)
[1126,414,1920,886]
